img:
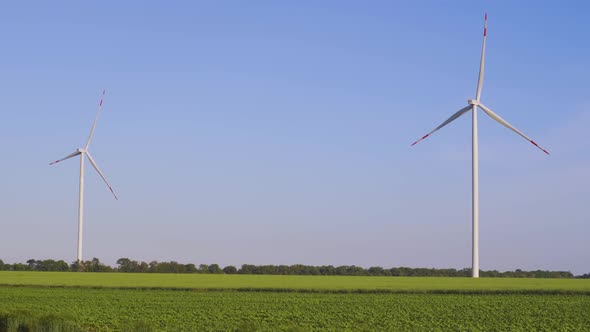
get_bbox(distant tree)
[185,264,198,273]
[55,260,69,271]
[198,264,210,274]
[70,261,84,272]
[223,266,237,274]
[36,259,57,271]
[86,258,112,272]
[289,264,306,275]
[335,265,349,276]
[137,261,149,273]
[80,260,92,271]
[26,259,36,271]
[277,265,290,275]
[239,264,256,274]
[459,268,471,277]
[208,264,223,274]
[159,262,171,273]
[11,263,27,271]
[156,262,170,273]
[116,258,132,272]
[1,257,582,278]
[319,265,335,276]
[148,261,159,273]
[349,266,368,276]
[90,258,101,272]
[307,266,321,275]
[130,260,141,272]
[170,261,184,273]
[36,260,48,271]
[368,266,385,276]
[259,265,278,275]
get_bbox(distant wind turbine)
[411,14,549,278]
[50,90,118,266]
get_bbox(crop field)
[1,271,589,293]
[1,272,589,331]
[1,287,589,331]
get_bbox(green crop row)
[0,286,589,331]
[1,272,589,293]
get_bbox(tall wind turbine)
[411,14,549,278]
[50,90,118,266]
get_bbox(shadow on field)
[235,320,305,332]
[0,311,156,332]
[0,310,78,332]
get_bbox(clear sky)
[1,1,588,274]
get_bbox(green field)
[1,271,589,293]
[1,272,589,331]
[2,287,590,331]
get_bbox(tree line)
[0,258,584,278]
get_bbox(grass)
[1,286,589,331]
[0,271,589,294]
[0,310,80,332]
[1,273,589,330]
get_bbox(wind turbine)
[50,90,118,267]
[410,14,549,278]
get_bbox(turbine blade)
[85,90,106,149]
[85,152,118,200]
[49,151,81,165]
[411,106,472,146]
[475,12,487,101]
[478,103,550,155]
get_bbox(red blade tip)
[109,187,118,200]
[411,134,429,146]
[531,140,550,155]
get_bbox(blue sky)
[1,1,588,274]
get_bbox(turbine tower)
[50,90,118,267]
[411,14,549,278]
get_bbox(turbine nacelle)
[77,148,87,154]
[467,99,479,106]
